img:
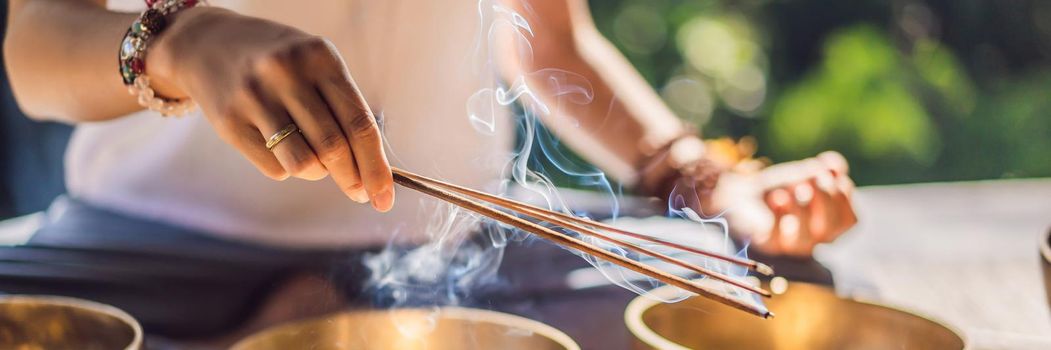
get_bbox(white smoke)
[363,0,761,320]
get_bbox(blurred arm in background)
[501,0,684,185]
[506,0,857,257]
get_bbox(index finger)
[757,158,827,190]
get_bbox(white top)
[67,0,514,248]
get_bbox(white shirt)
[68,0,514,248]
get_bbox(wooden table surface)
[815,179,1051,349]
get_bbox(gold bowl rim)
[233,306,581,350]
[0,294,144,350]
[624,282,967,350]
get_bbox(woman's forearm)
[508,0,693,186]
[4,0,141,122]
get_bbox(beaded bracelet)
[118,0,205,116]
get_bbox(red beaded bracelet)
[118,0,204,116]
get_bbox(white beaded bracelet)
[118,0,205,117]
[128,76,196,116]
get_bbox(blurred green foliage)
[770,26,942,165]
[588,0,1051,185]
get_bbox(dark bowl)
[1041,227,1051,313]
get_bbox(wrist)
[146,6,229,99]
[637,135,769,214]
[636,135,711,196]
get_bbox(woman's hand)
[146,7,394,212]
[708,151,857,257]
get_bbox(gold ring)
[266,123,300,151]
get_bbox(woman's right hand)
[145,7,394,212]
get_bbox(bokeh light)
[613,3,668,55]
[661,75,715,124]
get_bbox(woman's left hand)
[706,151,858,257]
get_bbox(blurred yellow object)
[705,136,769,173]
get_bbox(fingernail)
[348,186,369,203]
[298,169,329,181]
[817,151,848,173]
[769,189,792,207]
[371,189,394,213]
[793,183,814,205]
[815,173,835,193]
[779,214,801,243]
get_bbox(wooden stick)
[394,168,772,275]
[392,170,772,318]
[394,168,771,297]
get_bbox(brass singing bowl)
[0,295,143,350]
[626,282,965,349]
[232,307,580,350]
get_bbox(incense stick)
[391,168,773,318]
[395,168,772,297]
